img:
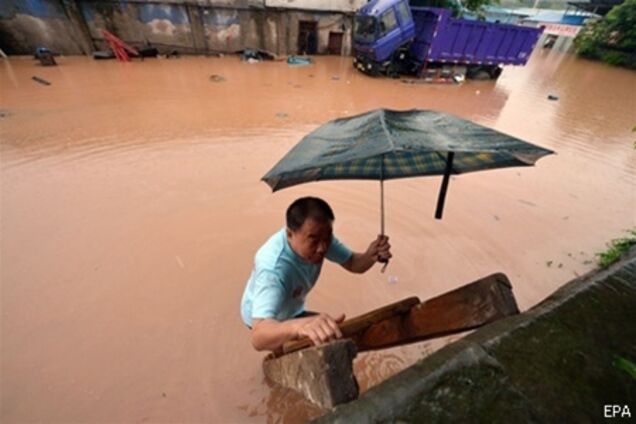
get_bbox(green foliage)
[613,356,636,380]
[597,229,636,268]
[575,0,636,69]
[464,0,500,12]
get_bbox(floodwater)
[1,50,634,423]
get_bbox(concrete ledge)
[314,248,636,423]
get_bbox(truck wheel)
[489,66,503,79]
[468,69,490,80]
[387,64,400,78]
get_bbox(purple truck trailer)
[352,0,543,79]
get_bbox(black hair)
[286,197,335,231]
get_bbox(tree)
[574,0,636,68]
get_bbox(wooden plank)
[351,273,519,351]
[263,339,359,409]
[276,296,420,357]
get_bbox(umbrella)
[262,109,554,258]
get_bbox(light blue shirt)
[240,228,353,327]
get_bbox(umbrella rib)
[379,110,397,152]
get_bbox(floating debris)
[287,56,312,66]
[166,50,180,59]
[275,112,288,119]
[32,76,51,86]
[93,50,115,60]
[240,48,276,61]
[35,47,56,66]
[331,75,340,80]
[548,94,559,101]
[209,74,226,83]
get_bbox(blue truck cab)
[353,0,416,75]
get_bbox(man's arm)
[341,235,391,274]
[251,313,345,351]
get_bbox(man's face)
[287,218,333,264]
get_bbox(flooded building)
[519,7,599,52]
[0,0,366,56]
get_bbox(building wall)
[0,0,91,54]
[0,0,357,56]
[265,0,366,13]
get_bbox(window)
[397,1,411,23]
[354,16,377,42]
[380,9,398,36]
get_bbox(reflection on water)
[1,52,635,423]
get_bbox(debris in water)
[35,47,56,66]
[331,75,340,80]
[209,74,226,83]
[32,76,51,86]
[287,56,312,66]
[276,112,288,119]
[546,260,553,267]
[452,74,465,83]
[548,94,559,101]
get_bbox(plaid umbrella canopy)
[262,108,554,229]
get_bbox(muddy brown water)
[1,51,635,423]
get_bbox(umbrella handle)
[379,257,389,273]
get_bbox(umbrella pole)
[380,156,389,272]
[435,152,455,220]
[380,179,385,236]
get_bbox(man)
[241,196,392,351]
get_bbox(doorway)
[328,32,344,55]
[298,21,317,54]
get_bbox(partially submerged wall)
[315,249,636,422]
[0,0,356,56]
[0,1,92,55]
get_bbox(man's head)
[286,197,334,263]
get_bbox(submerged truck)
[352,0,543,79]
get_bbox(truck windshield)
[354,16,377,42]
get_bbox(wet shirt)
[240,228,352,327]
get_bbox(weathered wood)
[278,296,420,357]
[263,273,519,409]
[263,339,359,409]
[351,273,519,351]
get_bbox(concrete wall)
[265,0,366,12]
[0,1,92,54]
[0,0,356,56]
[315,248,636,422]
